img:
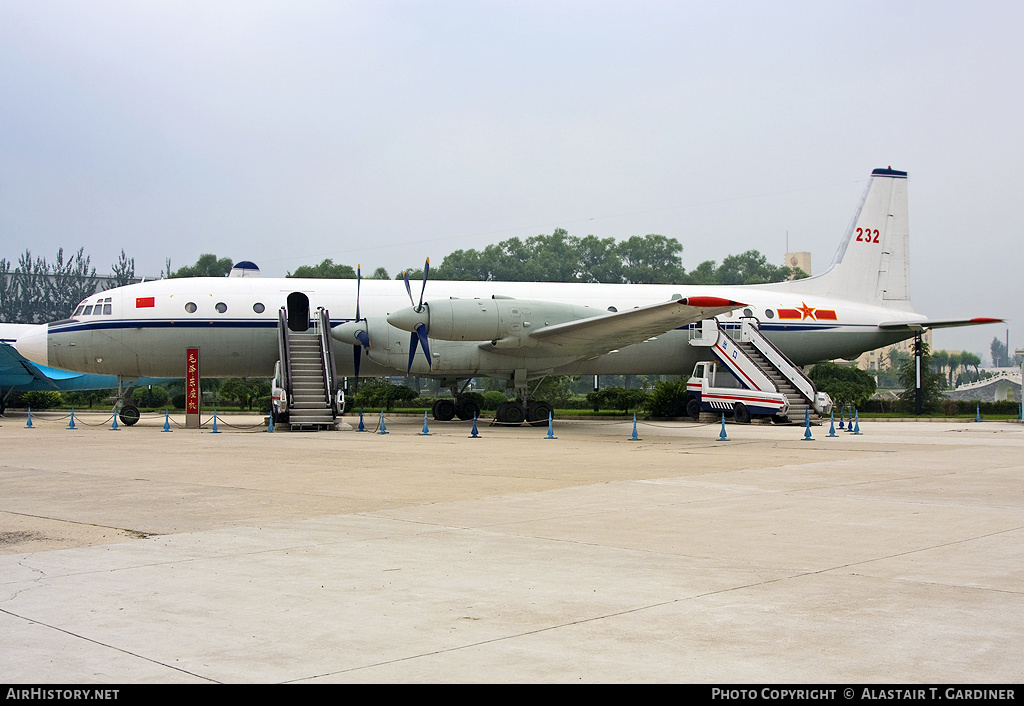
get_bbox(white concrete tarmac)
[1,411,1021,683]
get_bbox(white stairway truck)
[687,317,833,423]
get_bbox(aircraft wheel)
[686,397,701,420]
[496,401,526,425]
[432,398,456,421]
[455,398,480,421]
[526,400,553,425]
[733,402,751,424]
[119,404,141,427]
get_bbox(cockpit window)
[103,304,112,315]
[73,306,84,317]
[83,305,94,315]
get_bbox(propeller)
[402,258,432,373]
[351,265,370,387]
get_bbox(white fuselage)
[19,275,923,382]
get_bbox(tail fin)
[778,168,911,309]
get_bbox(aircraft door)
[287,292,310,332]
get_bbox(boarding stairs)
[689,317,831,419]
[277,307,340,431]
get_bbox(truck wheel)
[686,397,701,420]
[733,402,750,424]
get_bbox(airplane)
[0,323,176,418]
[13,167,1001,425]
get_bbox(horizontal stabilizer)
[879,317,1003,331]
[527,296,743,356]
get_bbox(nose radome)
[14,324,49,367]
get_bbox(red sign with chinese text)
[186,348,200,415]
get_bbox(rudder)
[779,167,911,309]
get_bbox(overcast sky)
[1,1,1020,361]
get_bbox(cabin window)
[103,304,112,315]
[253,302,265,313]
[765,309,775,319]
[743,308,753,318]
[607,306,617,312]
[185,302,197,313]
[215,302,228,313]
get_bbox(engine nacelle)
[387,297,599,343]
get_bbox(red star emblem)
[796,302,817,320]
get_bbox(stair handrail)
[277,306,292,408]
[740,318,820,405]
[315,307,339,417]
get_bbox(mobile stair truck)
[686,317,833,423]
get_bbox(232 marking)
[856,227,880,243]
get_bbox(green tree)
[172,254,233,278]
[897,340,944,413]
[220,378,271,410]
[353,379,419,411]
[0,248,99,323]
[808,362,876,408]
[616,234,686,284]
[109,250,136,288]
[288,259,356,279]
[586,387,649,413]
[714,250,794,285]
[643,378,690,417]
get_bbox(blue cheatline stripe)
[47,318,356,334]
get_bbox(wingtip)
[680,296,746,308]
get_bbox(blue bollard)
[628,413,642,441]
[545,412,557,439]
[838,406,845,430]
[419,411,431,435]
[826,411,836,437]
[469,414,480,438]
[976,404,982,423]
[163,409,172,432]
[377,410,388,434]
[266,413,274,433]
[67,408,77,430]
[110,410,119,431]
[210,410,220,433]
[25,407,33,429]
[718,413,729,441]
[357,408,366,432]
[802,407,814,441]
[852,410,862,435]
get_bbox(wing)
[879,317,1003,331]
[0,341,61,389]
[524,296,744,357]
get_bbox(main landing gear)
[430,379,554,426]
[431,396,481,422]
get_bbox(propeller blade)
[353,344,361,381]
[403,269,414,308]
[415,322,432,369]
[355,264,362,323]
[418,258,430,311]
[407,330,419,374]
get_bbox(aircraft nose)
[14,324,48,367]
